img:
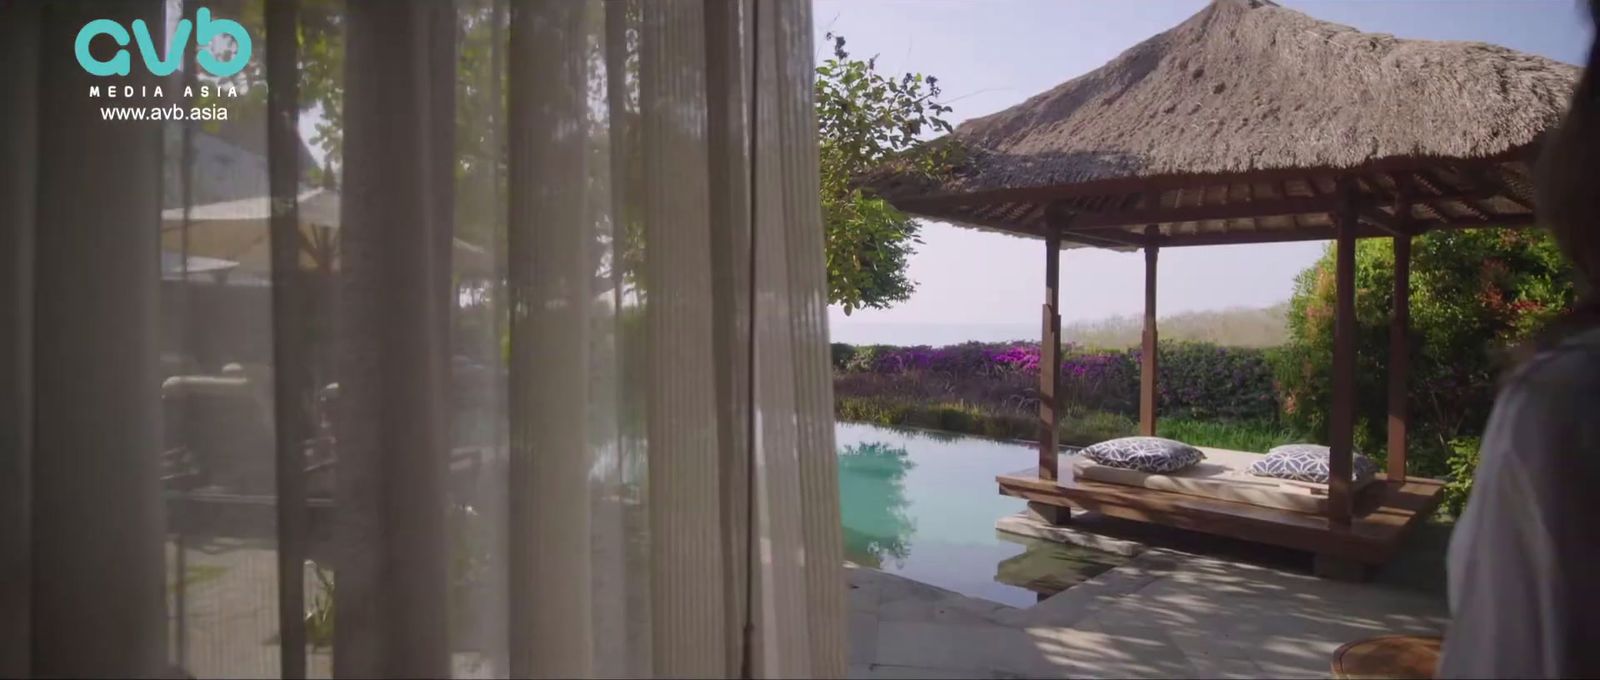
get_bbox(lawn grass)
[1156,417,1302,452]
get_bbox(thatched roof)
[862,0,1579,249]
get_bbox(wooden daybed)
[861,0,1571,575]
[998,451,1445,575]
[1072,447,1383,516]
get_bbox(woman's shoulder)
[1504,325,1600,398]
[1487,325,1600,488]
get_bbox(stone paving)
[847,517,1453,679]
[167,521,1453,679]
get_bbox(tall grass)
[1064,303,1289,348]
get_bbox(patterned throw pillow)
[1081,436,1205,474]
[1247,444,1378,484]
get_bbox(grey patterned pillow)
[1247,444,1378,484]
[1081,437,1204,473]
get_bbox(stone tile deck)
[168,523,1451,679]
[847,520,1452,679]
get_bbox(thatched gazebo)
[863,0,1576,574]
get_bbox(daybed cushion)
[1080,436,1203,474]
[1248,444,1378,485]
[1068,447,1380,515]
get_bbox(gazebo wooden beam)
[911,180,1523,242]
[1456,165,1536,212]
[1424,213,1538,230]
[1046,201,1152,248]
[1022,183,1507,231]
[1370,184,1505,205]
[1073,195,1343,229]
[961,211,1051,238]
[1155,224,1368,247]
[1061,231,1147,249]
[1406,171,1495,222]
[1358,205,1404,236]
[889,153,1526,212]
[933,193,1531,252]
[963,209,1532,252]
[1452,197,1494,223]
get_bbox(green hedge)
[835,394,1295,452]
[1275,229,1574,479]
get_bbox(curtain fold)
[701,1,754,675]
[746,1,833,672]
[0,2,41,676]
[639,1,731,676]
[1,0,844,677]
[27,2,170,676]
[769,2,849,673]
[332,2,457,676]
[506,1,595,676]
[264,3,310,677]
[592,5,654,676]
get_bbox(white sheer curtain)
[0,0,845,677]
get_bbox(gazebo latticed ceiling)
[899,159,1539,249]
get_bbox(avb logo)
[75,8,252,78]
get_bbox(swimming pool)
[836,422,1127,608]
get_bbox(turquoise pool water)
[836,422,1127,608]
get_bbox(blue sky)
[817,0,1592,345]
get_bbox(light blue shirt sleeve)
[1439,331,1600,679]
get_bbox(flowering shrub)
[873,345,935,373]
[926,342,1005,376]
[1059,349,1138,414]
[986,343,1040,374]
[1155,343,1278,420]
[835,340,1278,421]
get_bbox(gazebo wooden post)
[1039,227,1062,481]
[1027,224,1070,525]
[1327,186,1359,525]
[1140,226,1159,436]
[1387,202,1413,481]
[1314,183,1362,578]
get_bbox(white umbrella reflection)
[160,250,240,282]
[160,187,491,276]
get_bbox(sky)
[815,0,1592,345]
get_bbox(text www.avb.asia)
[100,104,229,121]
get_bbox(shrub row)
[834,392,1295,452]
[831,340,1279,422]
